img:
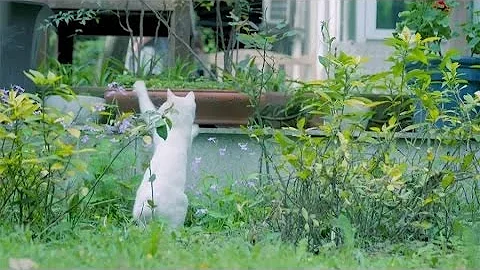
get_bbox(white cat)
[132,81,198,228]
[133,81,199,145]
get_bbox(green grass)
[114,74,235,90]
[1,138,479,269]
[0,223,476,269]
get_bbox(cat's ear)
[185,91,195,101]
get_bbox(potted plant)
[104,62,295,127]
[396,0,456,56]
[396,0,480,125]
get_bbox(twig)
[139,0,216,78]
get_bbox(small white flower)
[93,103,106,112]
[210,184,218,192]
[219,147,227,156]
[475,91,480,100]
[238,142,248,151]
[246,180,256,188]
[195,208,208,217]
[194,157,202,164]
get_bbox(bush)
[0,71,148,237]
[250,27,480,250]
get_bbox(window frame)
[263,0,291,24]
[364,0,399,40]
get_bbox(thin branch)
[139,0,216,78]
[139,4,145,77]
[113,8,139,75]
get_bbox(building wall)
[0,1,50,90]
[277,0,475,80]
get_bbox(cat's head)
[158,90,196,126]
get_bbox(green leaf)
[164,117,172,129]
[208,211,228,219]
[147,199,156,208]
[462,153,474,170]
[67,128,81,139]
[441,173,455,189]
[156,124,168,140]
[297,118,306,130]
[388,115,397,127]
[318,55,331,68]
[301,207,309,221]
[0,113,11,123]
[149,173,156,182]
[401,123,424,132]
[304,223,310,232]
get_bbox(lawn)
[0,223,477,269]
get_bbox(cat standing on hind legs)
[132,81,198,228]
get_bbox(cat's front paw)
[133,80,147,93]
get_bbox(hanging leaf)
[156,124,168,140]
[461,153,474,170]
[441,173,455,189]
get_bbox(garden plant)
[1,1,480,269]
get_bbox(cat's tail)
[191,124,199,144]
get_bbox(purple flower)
[104,124,116,135]
[207,137,217,144]
[118,118,132,134]
[81,124,98,132]
[1,88,9,103]
[246,180,256,188]
[219,147,227,156]
[93,103,106,112]
[238,142,248,151]
[1,85,26,104]
[105,82,127,97]
[191,157,202,177]
[11,84,25,94]
[81,135,89,143]
[107,82,125,91]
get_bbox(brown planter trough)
[104,89,290,126]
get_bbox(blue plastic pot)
[409,57,480,127]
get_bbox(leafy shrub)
[0,71,91,235]
[0,71,153,236]
[250,28,480,250]
[185,173,270,234]
[39,57,125,87]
